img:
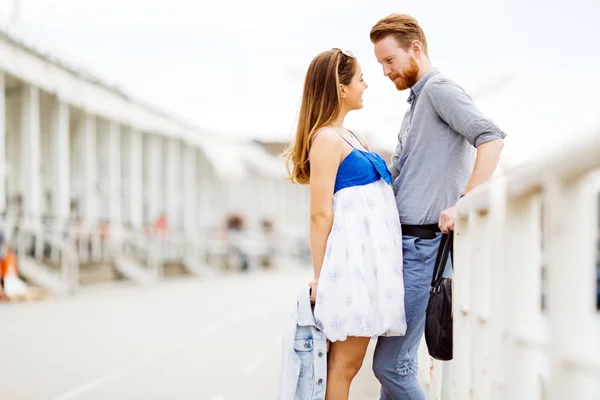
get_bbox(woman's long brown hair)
[284,49,356,184]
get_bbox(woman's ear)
[340,84,347,98]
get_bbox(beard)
[389,56,420,91]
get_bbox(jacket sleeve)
[277,310,301,400]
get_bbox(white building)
[0,29,310,293]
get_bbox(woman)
[285,49,406,399]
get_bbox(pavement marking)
[50,307,271,400]
[50,323,219,400]
[51,340,181,400]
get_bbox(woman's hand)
[309,278,319,303]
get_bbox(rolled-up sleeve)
[426,79,506,147]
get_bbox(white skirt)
[314,179,407,342]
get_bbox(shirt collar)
[408,67,439,104]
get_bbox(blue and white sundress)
[313,131,406,342]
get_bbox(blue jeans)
[373,233,452,400]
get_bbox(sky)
[0,0,599,167]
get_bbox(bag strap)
[430,231,454,291]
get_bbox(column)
[197,170,212,232]
[0,71,7,213]
[51,97,70,229]
[107,121,122,227]
[145,134,162,224]
[20,83,41,221]
[165,138,181,230]
[79,113,97,226]
[128,128,143,229]
[0,72,5,214]
[182,145,197,235]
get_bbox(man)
[370,14,506,399]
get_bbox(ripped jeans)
[373,233,452,400]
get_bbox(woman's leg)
[326,336,370,400]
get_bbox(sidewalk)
[0,268,381,399]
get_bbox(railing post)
[487,179,508,400]
[62,245,75,293]
[72,251,80,294]
[17,228,25,261]
[430,359,443,399]
[545,175,597,400]
[35,222,43,261]
[91,230,102,262]
[503,191,543,399]
[468,205,493,400]
[452,210,472,399]
[440,360,453,400]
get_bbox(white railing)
[12,220,79,294]
[66,227,108,265]
[3,215,311,292]
[437,126,600,399]
[152,232,210,275]
[113,230,163,278]
[202,230,310,271]
[15,217,113,265]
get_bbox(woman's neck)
[329,109,348,128]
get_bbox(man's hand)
[439,206,457,233]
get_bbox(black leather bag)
[424,231,454,361]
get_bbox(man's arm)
[389,137,402,182]
[427,79,506,232]
[389,110,411,183]
[438,139,504,233]
[426,79,506,148]
[463,139,504,195]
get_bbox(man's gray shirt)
[390,68,506,225]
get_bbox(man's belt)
[401,224,440,240]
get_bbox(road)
[0,267,381,399]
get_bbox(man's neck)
[416,58,433,82]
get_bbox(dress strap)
[311,131,320,145]
[337,133,357,149]
[312,128,362,150]
[347,129,366,149]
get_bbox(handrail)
[12,221,79,294]
[444,124,600,400]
